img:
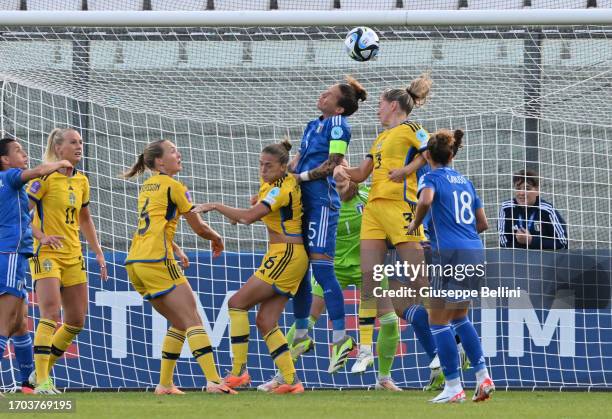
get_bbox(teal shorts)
[311,265,388,298]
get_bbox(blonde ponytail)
[44,128,76,163]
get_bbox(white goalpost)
[0,4,610,390]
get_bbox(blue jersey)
[0,168,33,255]
[417,163,432,238]
[295,115,351,210]
[418,166,483,250]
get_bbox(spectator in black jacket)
[498,170,568,250]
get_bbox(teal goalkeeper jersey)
[335,185,369,270]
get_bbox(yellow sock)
[48,324,82,373]
[358,306,377,347]
[264,326,295,385]
[229,308,249,376]
[160,327,185,387]
[186,326,221,384]
[34,318,56,384]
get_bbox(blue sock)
[403,305,436,360]
[292,270,313,330]
[451,316,486,372]
[430,325,460,380]
[12,334,34,383]
[311,260,345,331]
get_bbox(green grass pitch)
[3,390,611,419]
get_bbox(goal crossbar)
[0,9,611,27]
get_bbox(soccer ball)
[344,27,380,62]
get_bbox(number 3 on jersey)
[453,191,474,224]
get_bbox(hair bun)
[281,139,292,152]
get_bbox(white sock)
[359,344,372,353]
[295,329,308,339]
[445,377,462,392]
[378,373,390,381]
[475,367,490,383]
[332,330,346,343]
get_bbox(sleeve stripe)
[498,201,514,247]
[261,201,271,209]
[540,203,568,245]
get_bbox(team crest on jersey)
[30,181,41,193]
[69,192,76,206]
[331,126,344,140]
[43,259,52,273]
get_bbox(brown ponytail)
[337,75,367,117]
[122,140,167,178]
[427,129,463,165]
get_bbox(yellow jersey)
[258,174,302,237]
[27,171,90,257]
[368,121,429,203]
[126,174,194,263]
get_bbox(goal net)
[0,0,610,390]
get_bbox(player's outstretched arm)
[191,202,270,226]
[80,206,108,281]
[335,156,373,184]
[297,153,344,183]
[182,211,224,257]
[20,160,73,183]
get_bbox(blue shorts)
[0,253,28,299]
[303,205,338,258]
[429,248,485,303]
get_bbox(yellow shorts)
[254,243,308,298]
[126,259,188,300]
[30,254,87,287]
[361,198,426,245]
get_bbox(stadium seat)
[403,1,459,10]
[27,0,82,10]
[215,0,269,10]
[467,0,524,9]
[151,0,208,10]
[0,0,20,10]
[277,0,334,9]
[340,0,397,9]
[88,0,143,10]
[530,1,587,8]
